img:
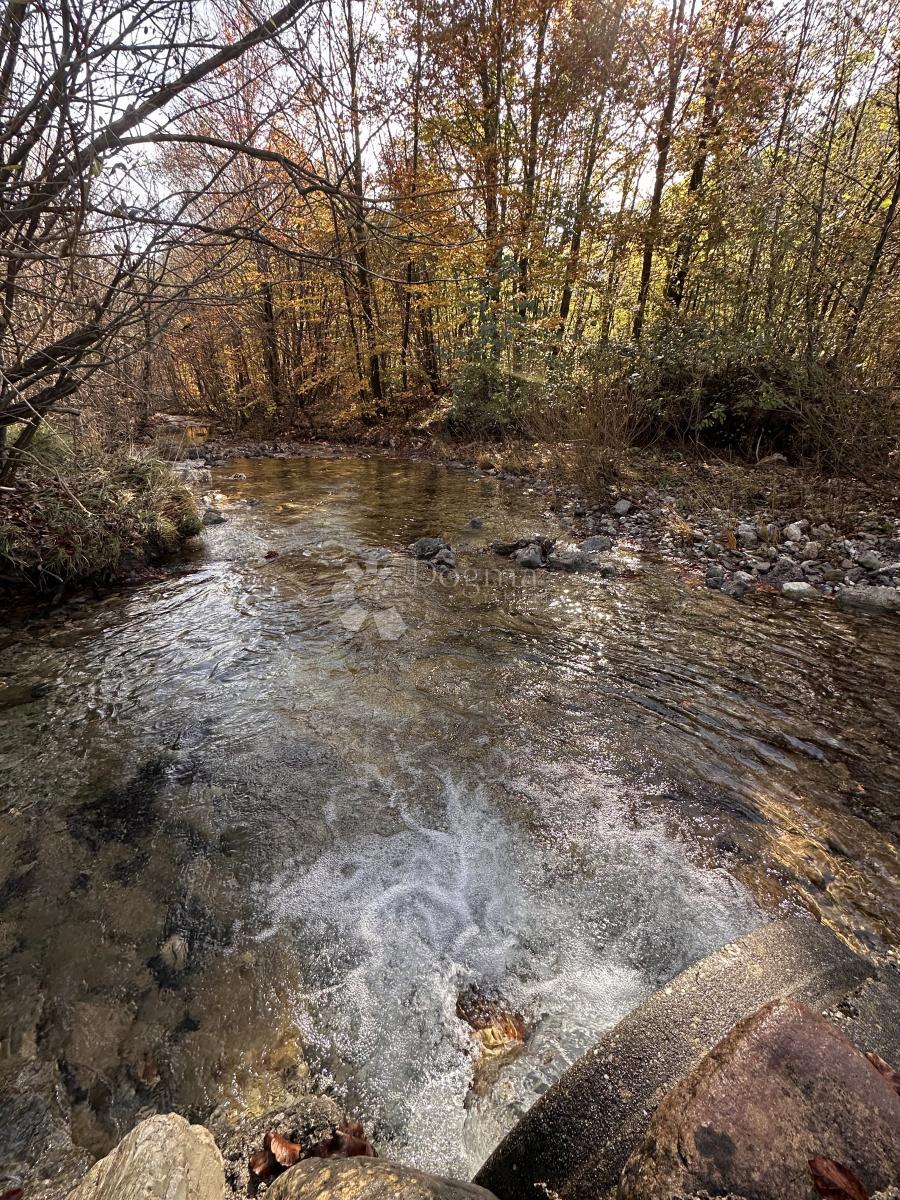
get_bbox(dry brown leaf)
[309,1120,377,1159]
[268,1130,303,1167]
[808,1156,869,1200]
[249,1145,278,1182]
[865,1050,900,1099]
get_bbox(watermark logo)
[328,547,408,641]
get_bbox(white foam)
[256,774,761,1178]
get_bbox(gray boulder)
[578,535,612,552]
[267,1158,498,1200]
[432,547,457,570]
[783,521,804,542]
[66,1114,224,1200]
[735,523,758,548]
[858,548,883,572]
[613,499,633,516]
[618,999,900,1200]
[723,571,754,599]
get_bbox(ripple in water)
[256,774,761,1177]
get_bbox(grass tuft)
[0,450,202,591]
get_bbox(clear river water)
[1,454,898,1179]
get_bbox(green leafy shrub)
[445,358,527,440]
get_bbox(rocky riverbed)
[172,440,900,614]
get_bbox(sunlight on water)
[257,775,761,1177]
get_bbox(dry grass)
[0,452,202,591]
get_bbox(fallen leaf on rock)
[809,1156,869,1200]
[268,1130,303,1167]
[309,1120,377,1159]
[249,1145,278,1183]
[865,1050,900,1098]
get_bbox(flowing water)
[1,454,898,1179]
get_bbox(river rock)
[202,507,227,525]
[66,1113,224,1200]
[409,537,448,560]
[578,535,612,552]
[613,499,633,516]
[770,556,804,584]
[736,523,758,548]
[837,585,900,612]
[857,548,883,572]
[618,999,900,1200]
[432,547,457,570]
[513,543,545,569]
[781,581,819,601]
[267,1158,499,1200]
[547,551,582,571]
[723,571,753,599]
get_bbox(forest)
[0,0,899,583]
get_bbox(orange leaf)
[268,1130,303,1167]
[809,1157,869,1200]
[865,1051,900,1099]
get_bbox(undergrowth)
[0,448,202,591]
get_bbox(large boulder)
[475,917,871,1200]
[267,1157,498,1200]
[618,999,900,1200]
[65,1113,224,1200]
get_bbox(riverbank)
[0,453,202,598]
[178,434,900,612]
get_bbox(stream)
[1,453,898,1179]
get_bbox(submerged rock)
[409,537,448,560]
[0,1058,93,1199]
[457,984,527,1096]
[618,999,900,1200]
[66,1113,224,1200]
[266,1158,499,1200]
